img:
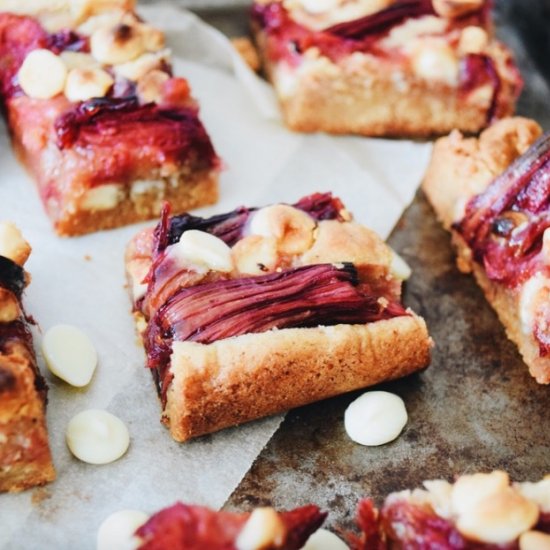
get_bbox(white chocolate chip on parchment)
[42,324,98,387]
[66,409,130,464]
[344,391,408,446]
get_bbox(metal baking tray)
[186,1,550,531]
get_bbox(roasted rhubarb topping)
[348,499,385,550]
[0,14,48,98]
[145,263,407,396]
[141,193,347,316]
[0,256,26,299]
[377,500,550,549]
[454,132,550,288]
[136,502,326,550]
[54,98,218,175]
[252,1,485,63]
[155,192,345,252]
[47,29,88,54]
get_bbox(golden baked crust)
[422,117,550,384]
[126,196,432,441]
[166,316,430,442]
[0,224,55,492]
[253,3,522,137]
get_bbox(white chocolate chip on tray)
[344,391,408,446]
[97,510,149,550]
[42,324,98,387]
[66,409,130,465]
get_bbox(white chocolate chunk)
[293,0,340,14]
[458,26,488,55]
[519,531,550,550]
[114,50,169,82]
[390,251,412,280]
[66,409,130,464]
[60,51,99,71]
[517,479,550,513]
[248,205,315,255]
[235,508,286,550]
[42,324,98,387]
[97,509,149,550]
[344,391,408,446]
[302,529,349,550]
[137,69,169,104]
[81,184,124,211]
[91,23,144,65]
[0,222,31,266]
[412,42,458,86]
[455,487,539,544]
[168,230,233,273]
[65,67,114,102]
[18,49,67,99]
[451,471,509,516]
[232,235,278,275]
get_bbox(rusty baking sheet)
[185,1,550,531]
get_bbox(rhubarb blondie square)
[252,0,522,137]
[0,223,55,492]
[423,117,550,384]
[0,1,220,236]
[126,193,431,442]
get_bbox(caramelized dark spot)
[0,367,16,393]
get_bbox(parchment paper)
[0,6,431,549]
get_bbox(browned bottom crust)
[256,32,518,137]
[12,134,219,236]
[422,117,550,384]
[0,340,55,492]
[164,315,431,442]
[48,170,219,237]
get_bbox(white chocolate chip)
[293,0,340,14]
[456,487,539,544]
[0,222,31,266]
[168,230,233,273]
[60,51,99,71]
[344,391,408,446]
[91,23,144,65]
[138,23,165,52]
[97,509,149,550]
[519,531,550,550]
[235,508,286,550]
[136,69,169,104]
[451,471,509,516]
[390,251,412,281]
[458,26,489,55]
[66,409,130,465]
[422,480,454,519]
[18,49,68,99]
[432,0,483,18]
[302,529,349,550]
[81,184,124,211]
[232,235,278,275]
[411,42,458,86]
[65,67,114,102]
[248,205,315,255]
[42,324,98,387]
[114,50,169,82]
[517,479,550,513]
